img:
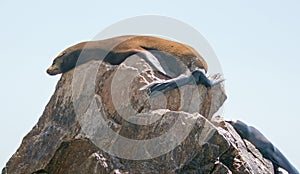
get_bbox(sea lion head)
[47,43,84,75]
[227,120,250,138]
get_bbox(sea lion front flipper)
[142,69,224,97]
[144,74,191,97]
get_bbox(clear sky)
[1,0,299,170]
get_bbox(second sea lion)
[227,120,299,174]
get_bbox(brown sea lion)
[47,35,222,96]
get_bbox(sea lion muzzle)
[46,66,61,75]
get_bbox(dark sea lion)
[227,120,299,174]
[47,35,223,96]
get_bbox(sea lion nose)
[46,67,51,73]
[46,67,54,75]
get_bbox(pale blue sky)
[1,0,300,169]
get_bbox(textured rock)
[2,57,274,174]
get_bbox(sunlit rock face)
[3,58,273,174]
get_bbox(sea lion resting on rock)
[47,35,223,96]
[227,120,299,174]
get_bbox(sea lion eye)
[52,59,57,65]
